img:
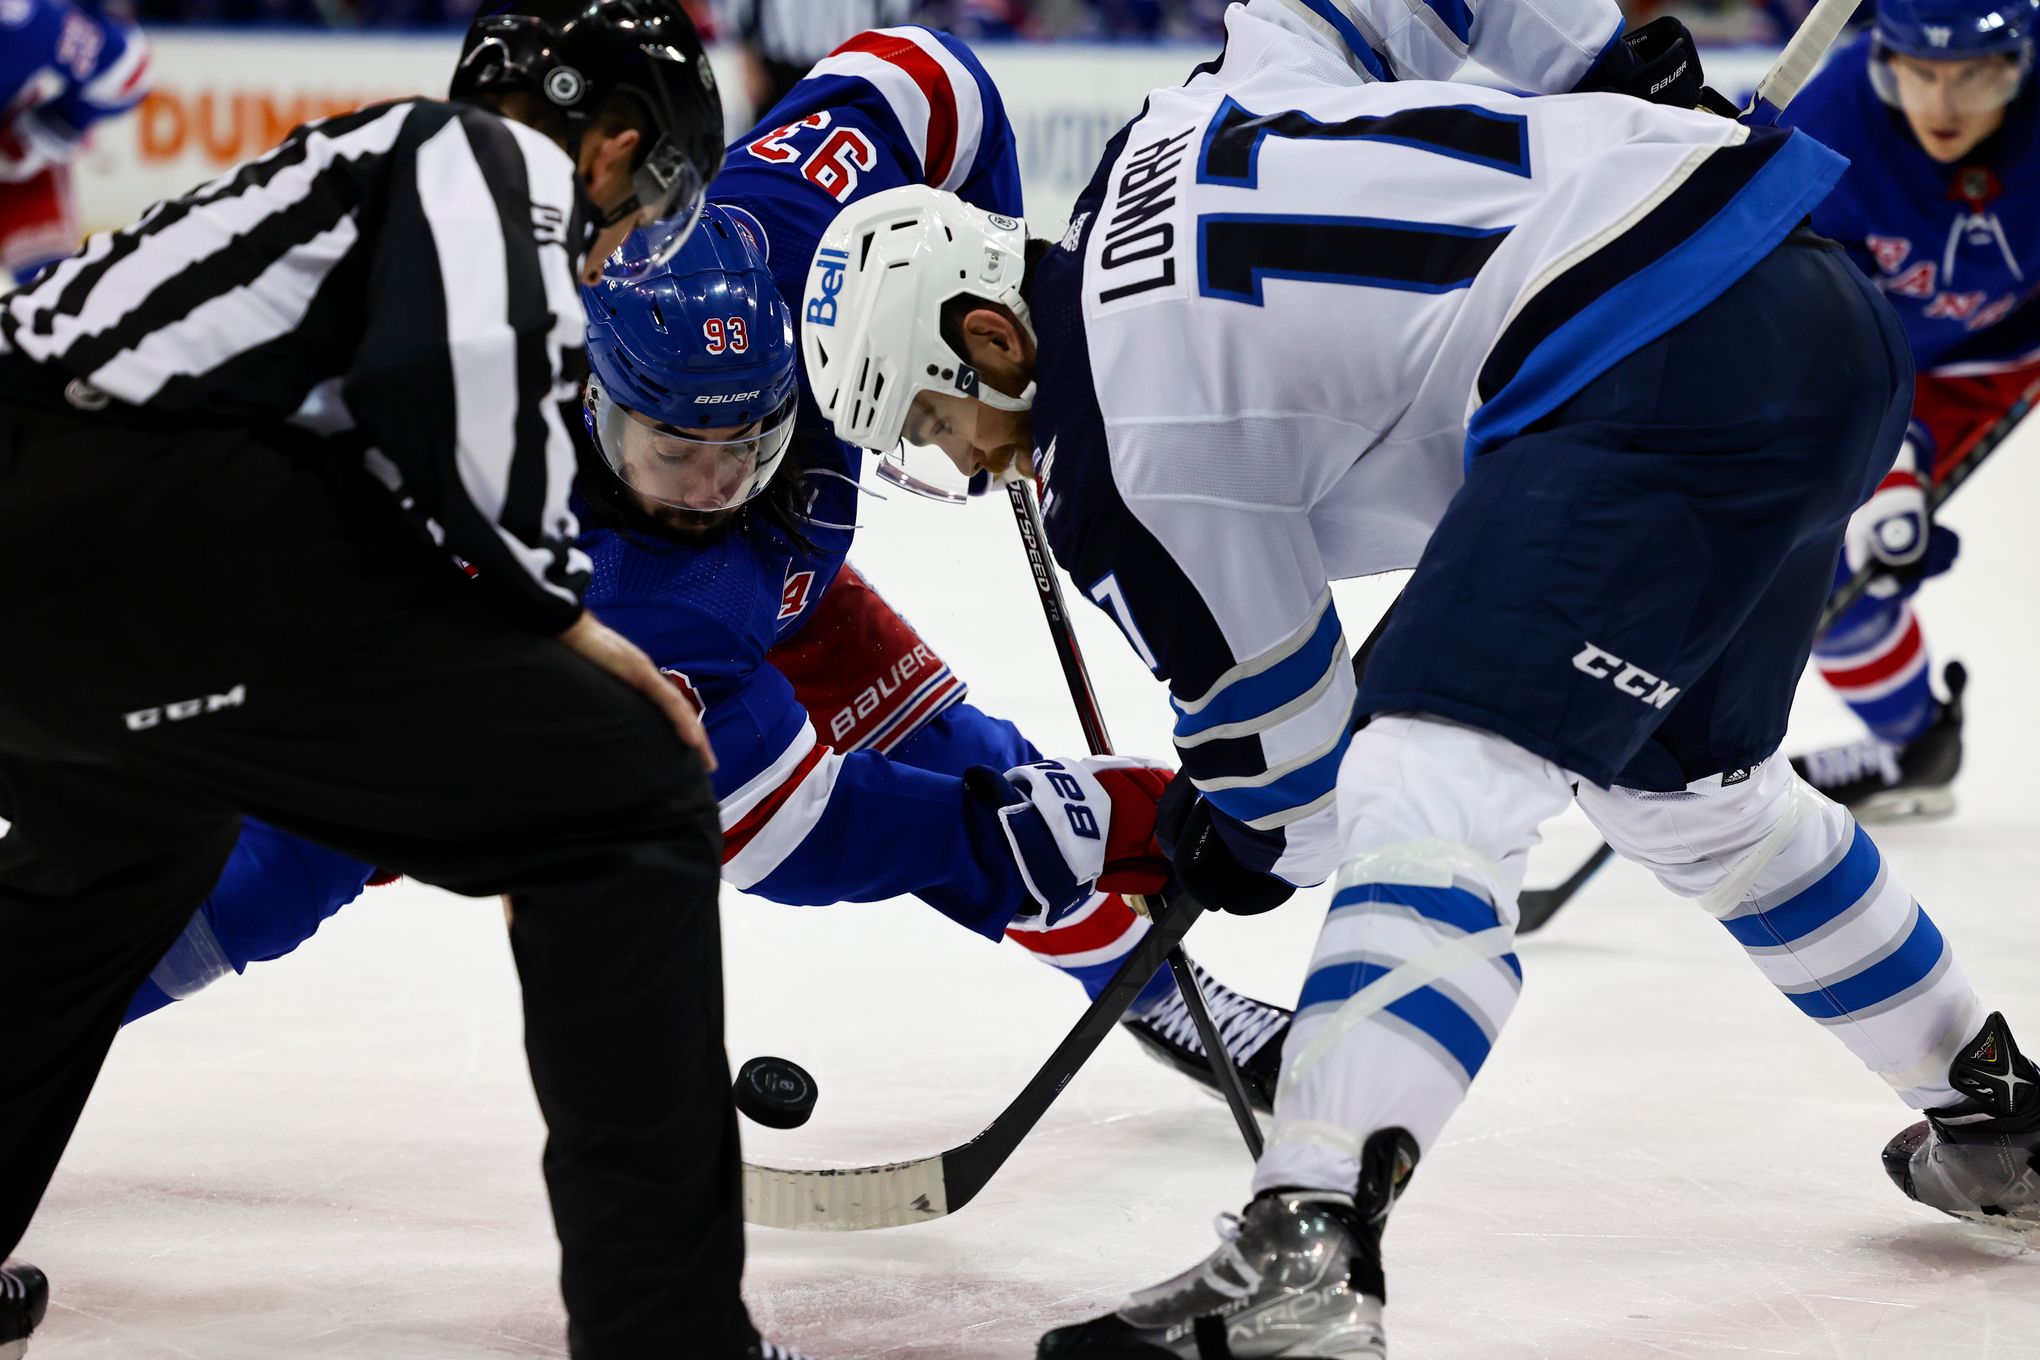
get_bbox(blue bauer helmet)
[1871,0,2038,113]
[582,203,799,514]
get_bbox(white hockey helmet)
[800,184,1035,457]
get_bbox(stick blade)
[743,1155,953,1231]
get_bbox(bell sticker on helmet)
[808,247,849,328]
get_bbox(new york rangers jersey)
[580,26,1033,923]
[0,0,149,182]
[1034,0,1846,885]
[1782,34,2040,375]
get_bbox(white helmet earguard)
[799,184,1034,454]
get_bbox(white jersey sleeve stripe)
[809,27,984,192]
[723,747,848,890]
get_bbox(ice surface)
[20,434,2040,1358]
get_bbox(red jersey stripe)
[830,30,960,188]
[722,741,831,863]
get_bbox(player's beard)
[644,501,743,538]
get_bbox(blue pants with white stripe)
[1256,715,1983,1196]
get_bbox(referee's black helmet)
[452,0,725,277]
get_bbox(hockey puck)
[733,1055,817,1129]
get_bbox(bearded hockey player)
[800,2,2040,1355]
[1777,0,2040,819]
[121,28,1292,1107]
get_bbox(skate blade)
[1853,787,1955,824]
[1941,1205,2040,1235]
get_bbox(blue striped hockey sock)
[1254,875,1522,1195]
[1716,817,1981,1107]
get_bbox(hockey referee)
[0,3,784,1357]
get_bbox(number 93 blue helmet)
[582,204,799,515]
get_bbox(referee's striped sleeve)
[345,105,590,633]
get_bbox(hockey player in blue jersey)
[802,2,2040,1354]
[1776,0,2040,820]
[0,0,148,284]
[122,27,1293,1107]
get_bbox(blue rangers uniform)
[1775,2,2040,813]
[0,0,148,282]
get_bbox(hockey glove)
[965,756,1174,926]
[1845,435,1960,597]
[1154,779,1296,917]
[1575,17,1707,109]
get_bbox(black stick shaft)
[1005,479,1266,1161]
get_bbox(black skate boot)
[1037,1129,1416,1359]
[1883,1011,2040,1231]
[0,1260,47,1360]
[1120,958,1290,1113]
[1792,661,1965,821]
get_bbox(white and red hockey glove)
[964,756,1173,926]
[1846,435,1930,597]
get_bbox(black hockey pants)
[0,389,753,1359]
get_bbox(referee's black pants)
[0,394,754,1358]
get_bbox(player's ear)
[581,125,642,194]
[961,305,1031,368]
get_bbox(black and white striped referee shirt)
[0,98,592,633]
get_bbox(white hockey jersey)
[1033,0,1846,887]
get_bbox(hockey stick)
[1006,478,1267,1161]
[733,495,1256,1232]
[1744,0,1866,123]
[1516,384,2036,933]
[741,883,1217,1230]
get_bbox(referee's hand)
[556,611,718,773]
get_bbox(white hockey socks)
[1254,716,1573,1195]
[1579,760,1983,1110]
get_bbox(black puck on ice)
[733,1055,817,1129]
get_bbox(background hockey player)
[119,26,1293,1106]
[0,0,777,1355]
[1777,0,2040,819]
[0,0,148,285]
[801,1,2040,1355]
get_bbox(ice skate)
[1038,1132,1414,1359]
[0,1261,47,1360]
[1884,1011,2040,1231]
[1792,661,1965,821]
[1121,959,1290,1113]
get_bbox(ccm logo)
[1572,644,1681,709]
[125,684,247,731]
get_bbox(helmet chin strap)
[974,381,1036,414]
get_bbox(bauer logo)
[695,391,761,404]
[1571,644,1681,710]
[806,246,849,327]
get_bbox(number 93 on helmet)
[581,204,800,516]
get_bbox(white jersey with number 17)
[1035,0,1847,886]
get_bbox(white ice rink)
[18,427,2040,1359]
